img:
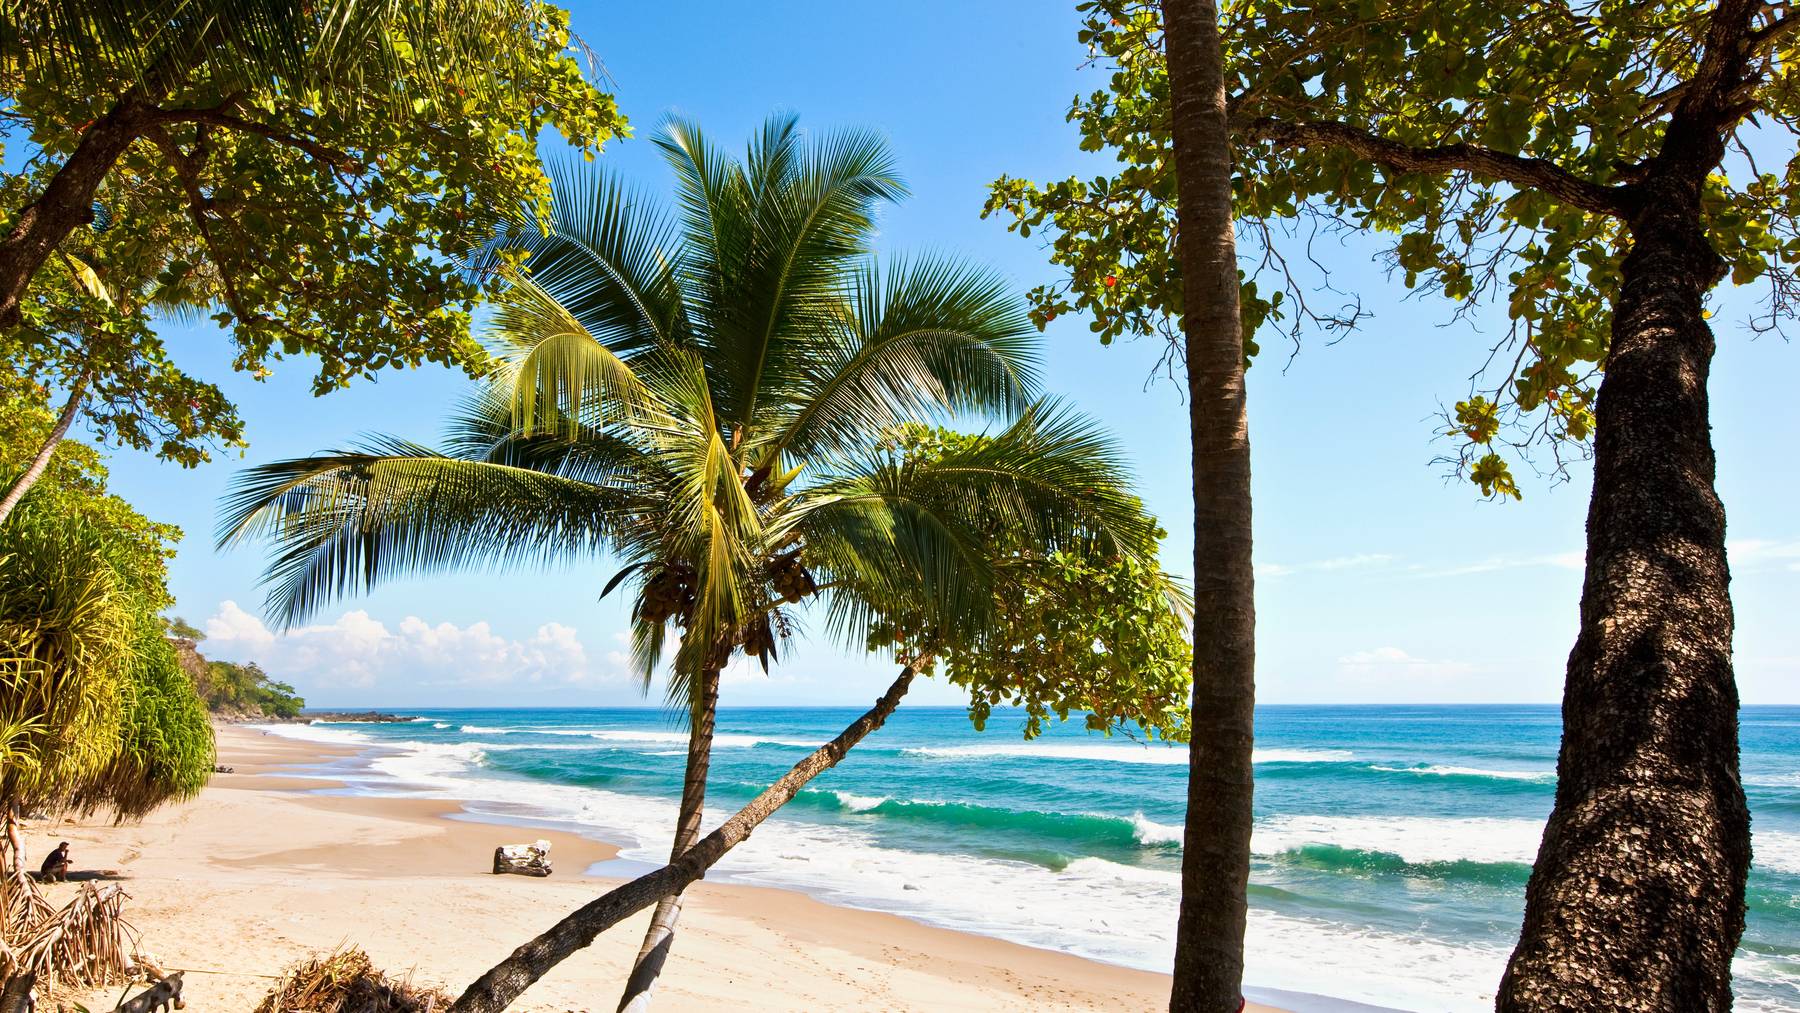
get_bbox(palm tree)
[220,114,1163,1011]
[1161,2,1257,1010]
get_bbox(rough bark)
[615,666,719,1012]
[1163,1,1257,1010]
[1495,120,1749,1013]
[449,661,922,1013]
[0,101,150,328]
[1493,4,1760,1007]
[0,374,87,526]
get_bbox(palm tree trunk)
[0,101,149,329]
[450,659,923,1013]
[615,665,719,1012]
[0,375,87,526]
[1496,138,1748,1013]
[1162,2,1257,1010]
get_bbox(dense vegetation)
[0,0,626,523]
[167,624,305,720]
[0,389,212,822]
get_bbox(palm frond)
[760,254,1039,465]
[217,442,629,626]
[793,400,1158,650]
[710,121,907,437]
[1,1,566,113]
[482,162,687,357]
[485,270,648,437]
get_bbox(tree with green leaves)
[220,113,1180,1012]
[0,0,625,522]
[992,1,1796,1006]
[179,648,304,720]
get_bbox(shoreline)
[23,724,1272,1012]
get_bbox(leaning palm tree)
[221,114,1163,1012]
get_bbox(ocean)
[267,705,1800,1012]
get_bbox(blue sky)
[84,1,1800,708]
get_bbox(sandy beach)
[17,724,1268,1012]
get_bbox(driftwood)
[490,841,551,878]
[0,970,34,1013]
[113,971,183,1012]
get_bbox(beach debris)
[490,840,552,877]
[254,947,451,1013]
[210,766,234,774]
[0,874,134,996]
[112,971,183,1012]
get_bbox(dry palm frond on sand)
[256,947,452,1013]
[2,829,135,995]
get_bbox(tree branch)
[1750,12,1800,50]
[145,125,261,330]
[155,107,356,170]
[1680,0,1771,123]
[1237,117,1633,218]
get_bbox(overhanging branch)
[154,107,356,170]
[1237,117,1632,218]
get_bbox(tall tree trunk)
[0,375,87,526]
[615,665,719,1012]
[1496,160,1748,1012]
[1163,2,1257,1011]
[0,100,148,328]
[450,660,923,1013]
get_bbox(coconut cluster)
[768,551,817,604]
[637,562,697,625]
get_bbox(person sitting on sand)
[38,841,70,882]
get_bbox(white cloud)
[205,600,277,647]
[1730,538,1800,570]
[1256,553,1393,579]
[1408,551,1583,579]
[720,652,798,687]
[202,600,612,690]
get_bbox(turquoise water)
[275,705,1800,1012]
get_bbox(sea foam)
[899,743,1351,766]
[1368,763,1556,783]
